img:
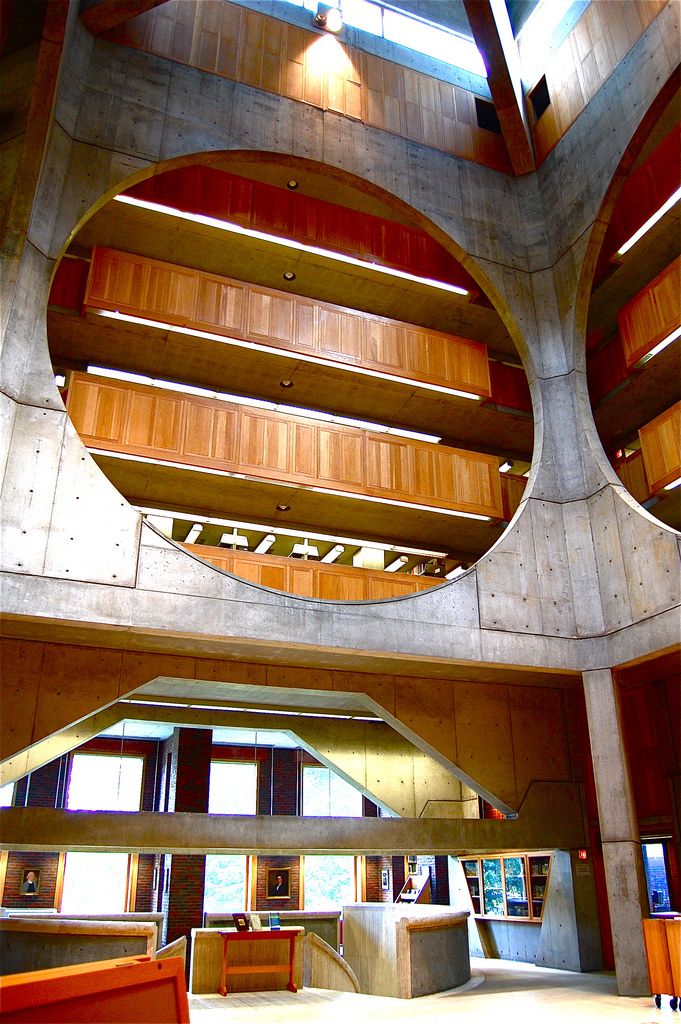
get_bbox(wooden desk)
[217,930,298,996]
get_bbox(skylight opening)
[517,0,574,86]
[281,0,486,77]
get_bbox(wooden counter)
[189,927,304,995]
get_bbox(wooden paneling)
[182,544,439,601]
[586,333,627,405]
[68,372,504,518]
[639,401,681,493]
[103,0,511,173]
[84,247,492,397]
[526,1,666,164]
[500,473,528,521]
[615,450,650,505]
[618,257,681,368]
[127,165,474,292]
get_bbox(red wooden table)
[217,929,299,996]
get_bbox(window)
[208,761,258,814]
[67,753,143,811]
[529,75,551,121]
[462,854,550,920]
[302,765,363,816]
[475,98,501,134]
[642,841,672,913]
[303,855,357,909]
[0,782,14,807]
[60,852,132,914]
[204,855,250,911]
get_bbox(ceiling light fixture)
[313,3,343,33]
[92,311,483,400]
[385,555,408,572]
[291,539,319,559]
[283,271,296,281]
[445,565,467,579]
[184,523,203,544]
[320,544,345,563]
[280,379,294,389]
[634,325,681,366]
[616,186,681,256]
[276,504,291,512]
[663,476,681,491]
[254,533,276,554]
[133,505,450,558]
[499,461,513,473]
[219,529,249,549]
[113,195,470,297]
[286,179,299,190]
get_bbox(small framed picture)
[267,867,290,899]
[249,913,263,931]
[21,869,41,896]
[232,913,250,932]
[381,868,390,891]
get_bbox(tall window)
[0,782,14,807]
[204,856,249,912]
[642,841,672,913]
[67,753,143,811]
[304,856,357,909]
[61,852,132,914]
[60,752,144,914]
[208,761,258,814]
[302,765,363,817]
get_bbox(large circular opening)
[48,155,532,598]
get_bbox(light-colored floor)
[189,957,672,1023]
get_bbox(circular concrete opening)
[48,154,533,597]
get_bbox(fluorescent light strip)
[91,447,493,520]
[634,326,681,366]
[664,477,681,491]
[86,364,441,443]
[134,504,449,558]
[114,194,470,297]
[616,186,681,256]
[92,309,483,401]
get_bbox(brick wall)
[2,851,60,909]
[174,729,211,813]
[135,853,156,911]
[164,854,206,948]
[255,856,300,911]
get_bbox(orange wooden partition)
[183,543,440,600]
[617,256,681,368]
[67,372,504,519]
[0,956,189,1023]
[83,247,492,398]
[639,401,681,493]
[615,450,650,505]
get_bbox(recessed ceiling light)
[276,504,290,512]
[287,179,299,190]
[283,271,296,281]
[280,379,294,388]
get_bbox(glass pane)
[0,783,14,807]
[304,855,355,909]
[482,858,504,916]
[382,10,485,76]
[341,0,382,34]
[302,766,363,817]
[204,855,248,911]
[209,762,257,815]
[67,754,143,811]
[642,842,672,913]
[503,856,529,917]
[61,852,129,914]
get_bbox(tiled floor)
[189,957,673,1023]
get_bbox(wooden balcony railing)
[639,401,681,493]
[617,256,680,368]
[67,372,504,519]
[182,544,440,600]
[83,247,492,399]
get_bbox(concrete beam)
[80,0,170,36]
[462,0,535,175]
[0,804,586,855]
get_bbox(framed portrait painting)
[266,868,290,899]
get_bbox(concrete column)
[582,669,648,995]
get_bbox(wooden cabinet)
[461,853,551,922]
